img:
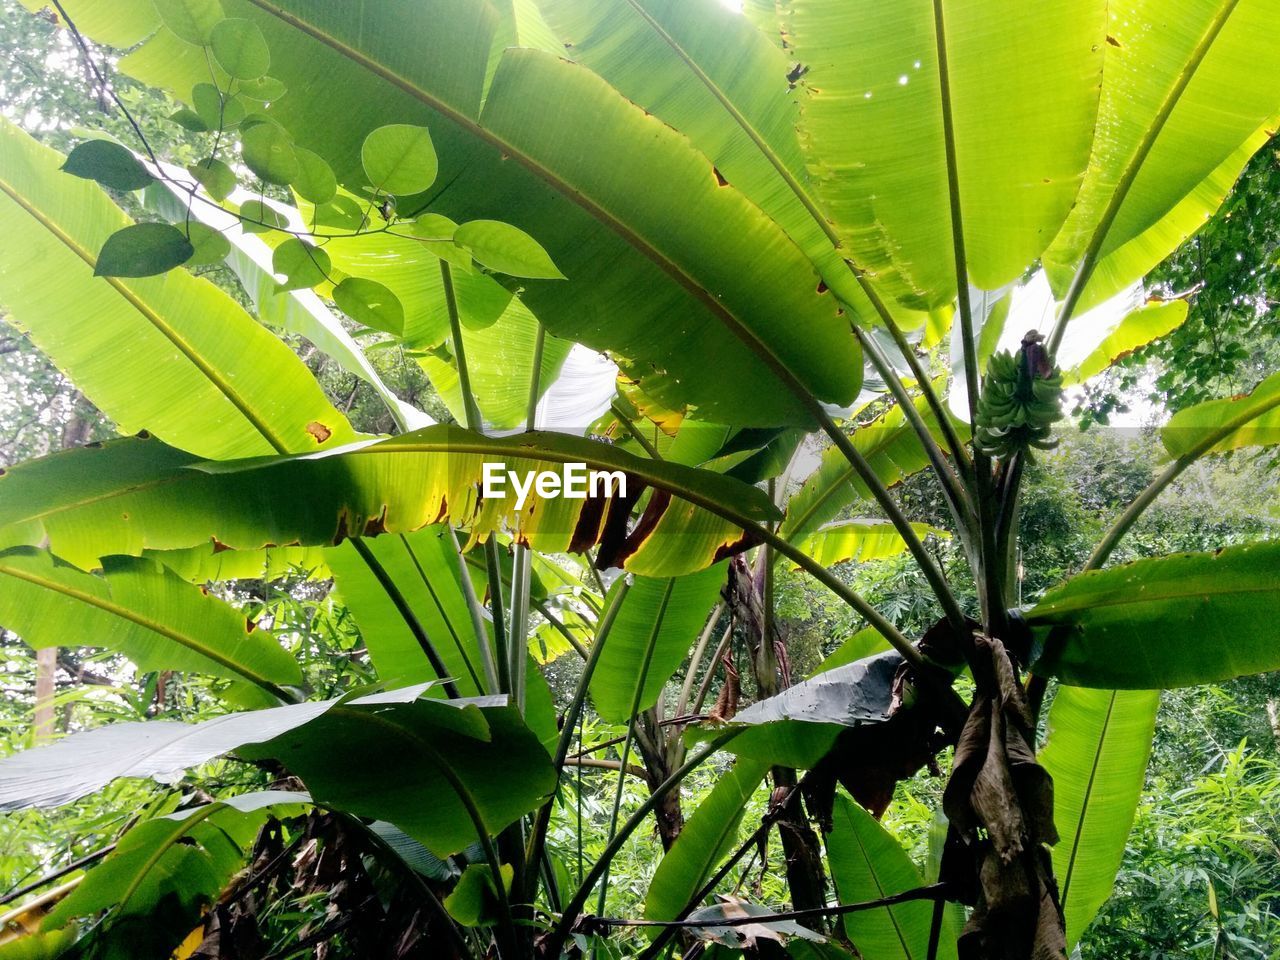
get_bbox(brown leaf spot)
[713,166,728,187]
[210,537,232,554]
[712,531,759,563]
[816,279,828,294]
[245,618,257,634]
[594,481,645,568]
[568,495,607,554]
[611,489,671,569]
[363,506,388,537]
[305,421,332,444]
[1106,34,1121,46]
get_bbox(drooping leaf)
[0,547,301,698]
[781,394,963,543]
[0,428,776,578]
[691,651,903,768]
[152,0,223,45]
[241,121,298,186]
[184,221,231,266]
[239,197,287,233]
[210,18,270,80]
[361,123,438,195]
[1038,687,1159,948]
[794,520,948,569]
[590,565,726,723]
[61,138,155,192]
[291,145,337,204]
[0,119,356,459]
[333,277,404,334]
[94,222,193,277]
[444,863,514,927]
[644,758,770,922]
[1028,540,1280,688]
[826,793,956,959]
[1065,299,1189,385]
[192,81,244,129]
[0,685,555,856]
[682,897,825,948]
[272,236,330,290]
[1161,369,1280,459]
[1045,0,1280,305]
[454,219,563,279]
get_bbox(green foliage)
[0,0,1278,957]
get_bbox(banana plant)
[1,0,1279,958]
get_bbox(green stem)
[543,730,745,960]
[448,527,501,693]
[440,260,483,432]
[596,579,674,915]
[349,537,462,699]
[523,577,632,904]
[813,408,967,632]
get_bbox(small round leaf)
[313,196,365,230]
[210,18,270,80]
[333,278,404,335]
[62,140,154,192]
[454,220,564,279]
[188,158,237,201]
[192,82,244,130]
[273,238,330,290]
[153,0,224,45]
[94,223,194,278]
[292,147,337,205]
[237,76,287,101]
[239,199,286,234]
[241,122,298,186]
[169,108,209,133]
[361,124,437,195]
[186,223,232,266]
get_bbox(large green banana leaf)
[1064,300,1189,385]
[781,397,962,543]
[81,0,862,428]
[41,793,309,959]
[0,118,357,460]
[1048,117,1279,312]
[0,428,776,577]
[532,0,877,319]
[0,685,554,856]
[827,793,957,960]
[1039,687,1159,948]
[1161,369,1280,458]
[1027,540,1280,688]
[758,0,1105,309]
[1045,0,1280,304]
[643,757,770,922]
[589,564,726,723]
[0,547,301,702]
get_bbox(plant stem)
[523,577,632,903]
[596,580,674,915]
[348,538,462,699]
[543,730,744,959]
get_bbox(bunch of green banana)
[974,332,1063,458]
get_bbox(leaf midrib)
[0,559,286,694]
[0,169,291,456]
[241,0,829,421]
[1031,577,1277,620]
